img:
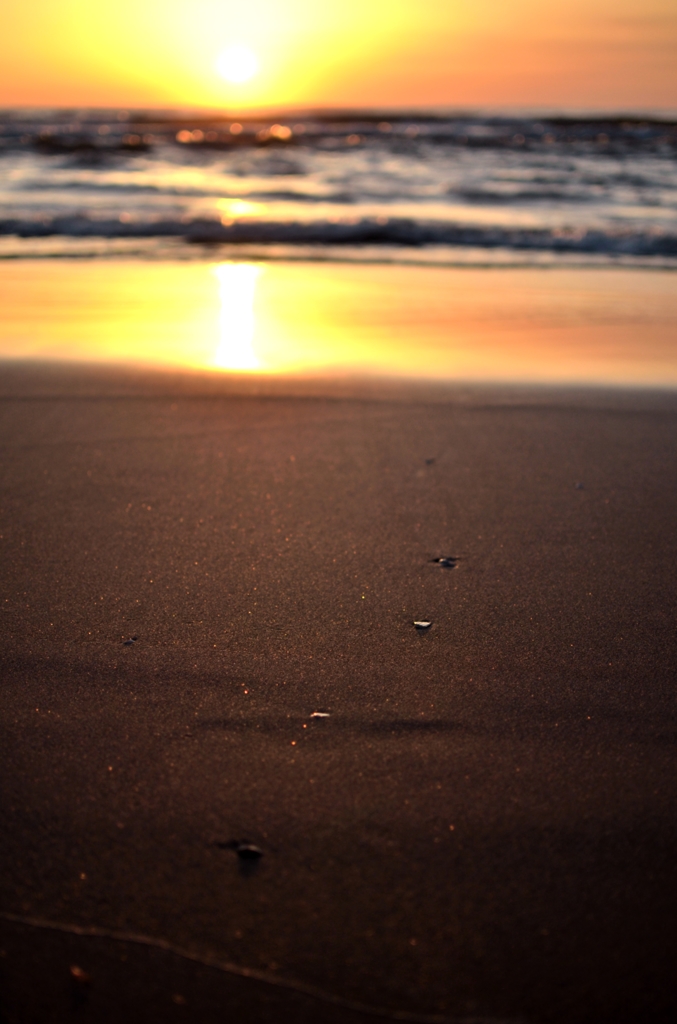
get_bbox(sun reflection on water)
[213,263,261,371]
[0,259,676,387]
[217,198,263,223]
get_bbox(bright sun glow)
[1,1,675,110]
[215,44,259,84]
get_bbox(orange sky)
[3,0,676,111]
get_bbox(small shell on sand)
[235,842,263,861]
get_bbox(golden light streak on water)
[213,263,261,370]
[216,199,264,222]
[0,258,676,387]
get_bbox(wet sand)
[1,362,676,1024]
[2,259,677,386]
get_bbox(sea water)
[1,109,676,384]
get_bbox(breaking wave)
[1,214,676,257]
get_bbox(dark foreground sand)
[1,362,676,1024]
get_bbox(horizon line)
[2,104,677,121]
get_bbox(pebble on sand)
[216,839,264,860]
[235,842,264,861]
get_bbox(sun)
[215,45,259,85]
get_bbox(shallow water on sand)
[1,259,676,387]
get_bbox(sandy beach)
[2,1,677,1019]
[1,361,676,1022]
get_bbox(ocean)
[1,108,677,386]
[1,109,676,266]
